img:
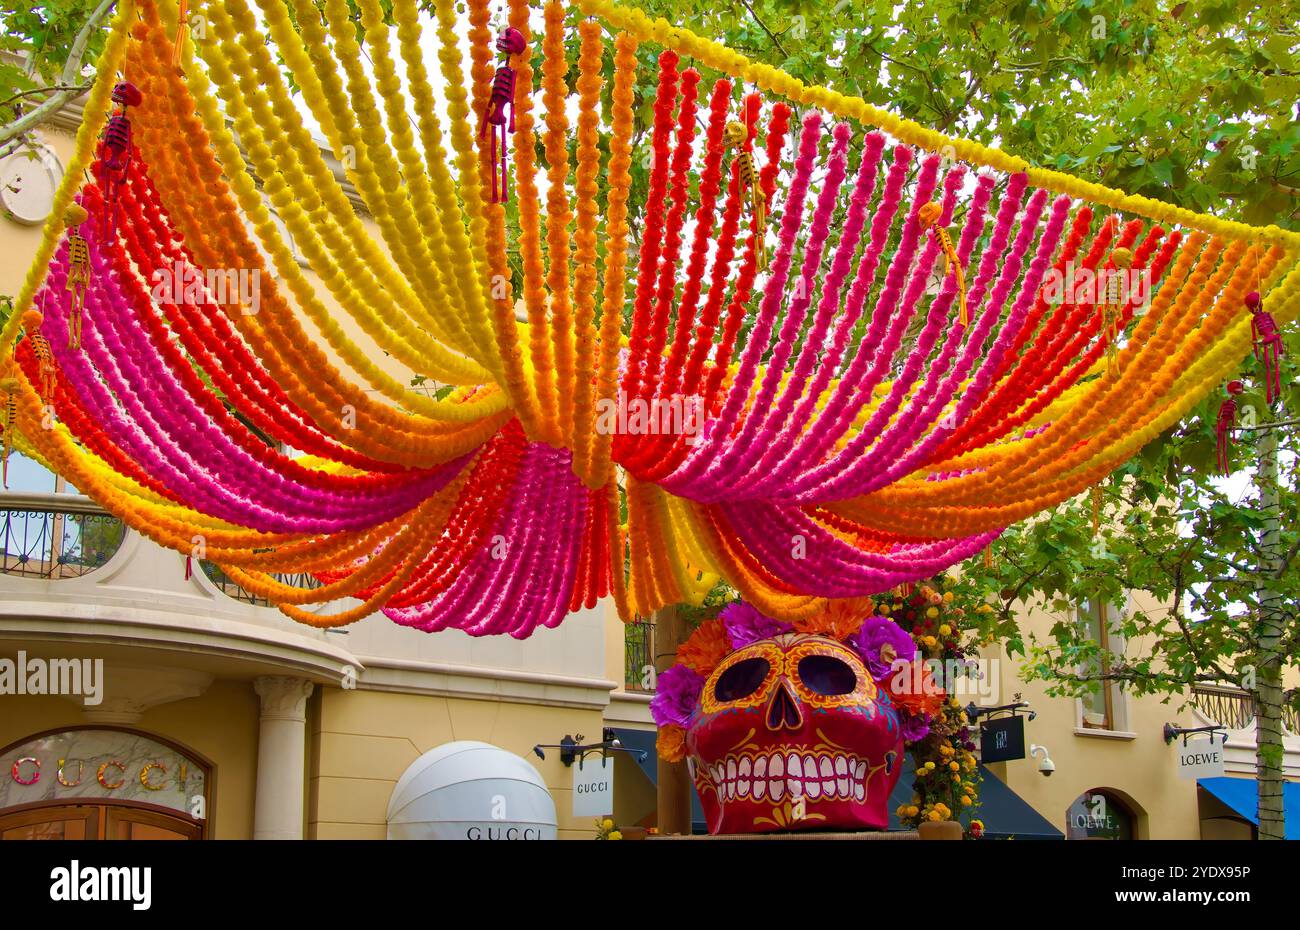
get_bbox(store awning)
[1199,776,1300,840]
[385,741,557,840]
[887,758,1063,839]
[610,728,707,833]
[974,765,1064,839]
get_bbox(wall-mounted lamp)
[532,728,648,767]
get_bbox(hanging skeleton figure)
[918,201,968,326]
[725,120,767,272]
[1216,379,1245,476]
[21,311,58,401]
[0,371,18,489]
[478,27,528,204]
[1103,246,1133,376]
[63,203,91,350]
[1245,291,1284,406]
[98,81,143,236]
[1,311,58,486]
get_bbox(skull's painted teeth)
[706,751,872,804]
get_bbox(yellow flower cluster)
[201,0,497,400]
[585,32,639,490]
[568,19,607,485]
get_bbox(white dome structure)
[386,741,557,840]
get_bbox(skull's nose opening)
[766,680,803,731]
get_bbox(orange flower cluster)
[675,618,731,677]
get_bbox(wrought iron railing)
[1192,684,1298,735]
[200,560,323,608]
[624,620,655,692]
[0,492,125,579]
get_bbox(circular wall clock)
[0,142,65,226]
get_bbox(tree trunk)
[1253,407,1285,840]
[654,605,692,835]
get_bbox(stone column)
[252,676,314,840]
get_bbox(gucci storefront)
[0,727,211,840]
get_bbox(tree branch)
[0,84,94,112]
[0,0,117,147]
[735,0,789,60]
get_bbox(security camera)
[1029,744,1055,777]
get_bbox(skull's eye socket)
[797,655,858,696]
[714,657,770,702]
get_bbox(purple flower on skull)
[899,711,932,744]
[650,664,705,728]
[719,600,793,649]
[850,615,917,680]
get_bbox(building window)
[1066,789,1136,840]
[1077,598,1127,732]
[624,620,655,692]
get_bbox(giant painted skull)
[685,632,903,834]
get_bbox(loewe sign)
[1176,735,1225,780]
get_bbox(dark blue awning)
[888,757,1063,839]
[1199,776,1300,840]
[611,727,707,833]
[974,764,1064,839]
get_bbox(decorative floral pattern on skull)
[685,632,903,833]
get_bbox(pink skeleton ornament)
[98,81,143,236]
[1215,379,1244,476]
[479,27,529,204]
[1246,291,1285,406]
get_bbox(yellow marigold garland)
[569,18,605,485]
